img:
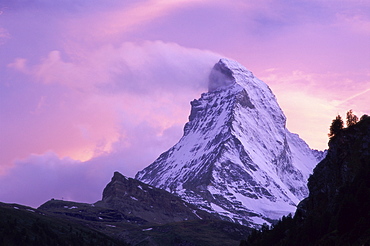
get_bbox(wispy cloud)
[261,69,370,149]
[2,40,220,175]
[337,88,370,106]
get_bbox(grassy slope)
[0,202,128,246]
[1,200,252,246]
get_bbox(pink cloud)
[1,40,220,176]
[0,152,108,207]
[10,41,219,91]
[0,120,185,207]
[260,69,370,149]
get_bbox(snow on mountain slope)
[136,58,325,228]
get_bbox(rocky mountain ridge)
[35,171,251,246]
[95,171,217,224]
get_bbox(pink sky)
[0,0,369,207]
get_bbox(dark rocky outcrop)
[298,116,370,220]
[95,171,216,224]
[36,171,252,245]
[243,116,370,245]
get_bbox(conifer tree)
[346,109,358,127]
[329,115,344,138]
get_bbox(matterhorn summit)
[136,58,325,228]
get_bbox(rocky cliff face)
[244,116,370,245]
[38,171,252,246]
[298,115,370,220]
[96,171,215,225]
[136,58,325,228]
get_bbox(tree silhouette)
[329,115,344,138]
[346,109,358,127]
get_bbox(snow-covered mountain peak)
[208,58,253,92]
[136,58,325,228]
[206,58,286,133]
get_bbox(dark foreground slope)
[243,116,370,246]
[2,171,251,246]
[40,172,252,245]
[0,202,127,246]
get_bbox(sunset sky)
[0,0,369,207]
